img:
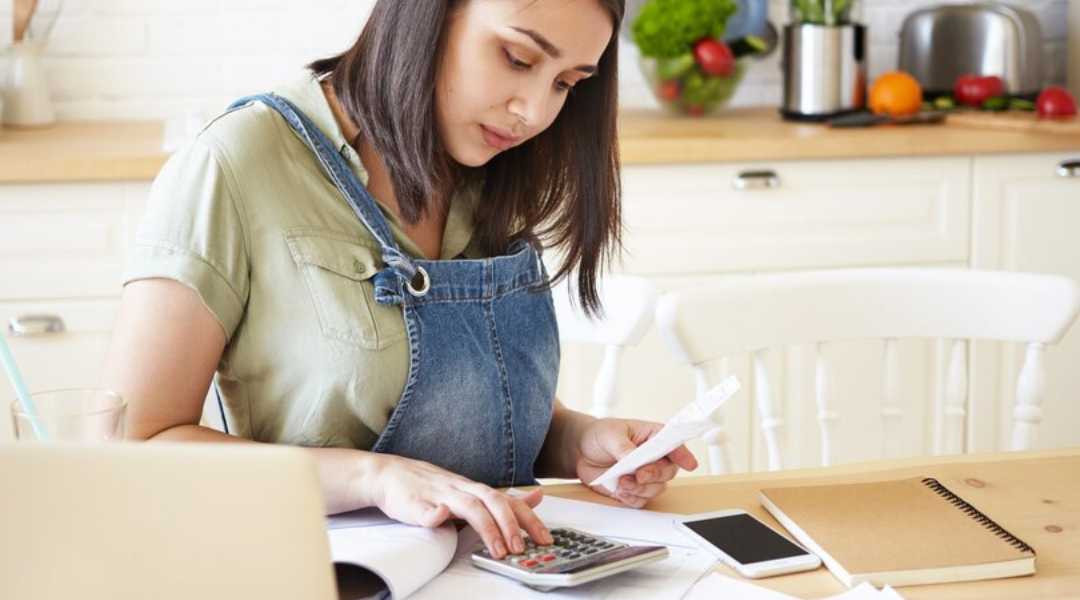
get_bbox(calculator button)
[520,559,539,568]
[539,554,557,562]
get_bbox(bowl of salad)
[633,0,765,116]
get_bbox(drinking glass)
[9,389,126,442]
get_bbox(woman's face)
[436,0,614,167]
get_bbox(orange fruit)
[869,72,923,116]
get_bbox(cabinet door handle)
[8,315,65,337]
[732,170,781,190]
[1056,160,1080,179]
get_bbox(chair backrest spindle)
[881,338,902,459]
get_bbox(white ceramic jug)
[2,40,56,128]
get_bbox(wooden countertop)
[0,121,167,183]
[2,109,1079,183]
[619,107,1080,164]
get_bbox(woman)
[102,0,697,560]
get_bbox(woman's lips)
[481,125,519,151]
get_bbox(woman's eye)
[503,48,531,70]
[555,79,573,92]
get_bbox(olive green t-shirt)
[124,72,481,448]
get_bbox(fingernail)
[541,530,554,545]
[493,539,507,558]
[511,536,525,554]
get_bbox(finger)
[506,493,552,548]
[470,487,531,555]
[618,480,668,500]
[614,487,654,509]
[444,491,509,559]
[516,487,544,509]
[635,457,680,484]
[665,444,699,471]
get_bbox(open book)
[759,477,1036,588]
[327,508,457,600]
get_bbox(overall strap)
[228,93,417,283]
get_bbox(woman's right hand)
[363,453,553,559]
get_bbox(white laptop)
[0,442,338,600]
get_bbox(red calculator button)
[520,559,539,567]
[539,554,557,562]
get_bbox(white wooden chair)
[553,275,661,418]
[656,268,1080,474]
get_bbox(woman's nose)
[507,84,548,129]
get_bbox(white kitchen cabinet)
[618,156,971,274]
[558,151,1080,473]
[970,152,1080,454]
[0,182,149,441]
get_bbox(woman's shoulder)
[193,100,295,167]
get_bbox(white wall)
[0,0,1069,121]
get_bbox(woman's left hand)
[573,419,699,508]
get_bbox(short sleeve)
[124,137,250,341]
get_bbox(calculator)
[470,527,669,591]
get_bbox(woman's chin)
[451,148,499,168]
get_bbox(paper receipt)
[588,376,742,492]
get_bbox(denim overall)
[229,94,559,487]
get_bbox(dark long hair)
[311,0,624,315]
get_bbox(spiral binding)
[921,477,1036,554]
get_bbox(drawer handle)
[1055,160,1080,179]
[8,315,65,337]
[732,170,780,190]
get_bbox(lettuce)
[632,0,738,59]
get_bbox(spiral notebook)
[759,477,1036,588]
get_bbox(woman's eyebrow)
[508,26,598,74]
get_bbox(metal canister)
[781,24,867,121]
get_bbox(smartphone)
[674,509,821,578]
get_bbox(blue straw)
[0,331,48,440]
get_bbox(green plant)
[632,0,738,59]
[792,0,855,26]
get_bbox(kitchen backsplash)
[0,0,1069,121]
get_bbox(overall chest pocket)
[285,229,406,350]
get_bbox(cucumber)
[729,35,767,58]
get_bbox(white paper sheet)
[589,376,742,492]
[830,583,909,600]
[682,574,910,600]
[681,572,799,600]
[531,494,695,548]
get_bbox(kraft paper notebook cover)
[759,477,1036,588]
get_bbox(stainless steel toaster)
[898,3,1045,97]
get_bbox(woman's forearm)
[147,424,381,515]
[535,401,596,479]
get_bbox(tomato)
[657,80,681,102]
[953,74,1004,106]
[693,38,734,77]
[1035,86,1078,118]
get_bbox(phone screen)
[682,513,809,565]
